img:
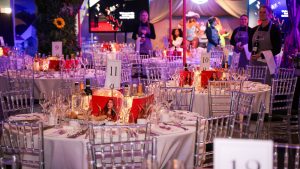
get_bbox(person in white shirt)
[171,28,183,49]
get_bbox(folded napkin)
[243,44,251,60]
[259,50,276,75]
[8,113,44,122]
[150,124,185,135]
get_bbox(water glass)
[166,159,185,169]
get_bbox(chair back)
[0,121,44,169]
[145,66,168,84]
[7,68,33,91]
[230,91,260,139]
[0,57,9,73]
[0,90,33,119]
[194,114,235,168]
[210,50,224,68]
[93,65,106,88]
[88,123,151,144]
[246,65,268,84]
[275,68,295,79]
[159,87,195,111]
[121,67,132,85]
[208,81,242,117]
[270,77,297,115]
[87,137,157,169]
[273,143,300,169]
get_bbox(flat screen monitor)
[88,0,149,32]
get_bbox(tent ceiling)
[172,0,229,17]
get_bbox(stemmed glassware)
[39,92,49,114]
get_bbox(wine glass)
[141,159,159,169]
[39,92,49,114]
[166,159,185,169]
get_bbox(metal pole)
[78,9,82,50]
[182,0,187,65]
[10,0,16,47]
[169,0,172,46]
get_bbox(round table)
[0,70,96,99]
[166,80,271,117]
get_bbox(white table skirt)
[192,89,270,117]
[43,126,196,169]
[0,71,96,99]
[166,81,271,117]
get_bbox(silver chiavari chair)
[194,114,235,168]
[230,91,255,139]
[267,77,297,143]
[88,123,151,144]
[145,66,168,85]
[167,61,183,79]
[254,102,267,139]
[0,90,33,120]
[246,65,268,84]
[275,68,295,79]
[210,50,224,68]
[139,54,151,60]
[87,123,153,168]
[6,67,34,91]
[87,137,157,169]
[273,143,300,169]
[0,121,44,169]
[159,87,195,111]
[121,67,132,85]
[0,57,9,73]
[93,66,106,88]
[208,81,242,117]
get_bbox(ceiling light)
[191,0,208,4]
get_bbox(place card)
[52,41,62,56]
[105,59,121,89]
[214,138,273,169]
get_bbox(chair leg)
[11,155,17,169]
[0,157,3,169]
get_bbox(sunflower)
[53,17,65,29]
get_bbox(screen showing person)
[88,0,149,32]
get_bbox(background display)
[88,0,149,32]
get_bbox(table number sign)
[214,138,273,169]
[52,41,62,56]
[105,59,121,89]
[200,52,210,71]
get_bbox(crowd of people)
[132,6,282,84]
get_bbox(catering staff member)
[230,14,252,68]
[132,10,156,55]
[248,5,281,84]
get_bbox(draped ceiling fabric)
[150,0,247,23]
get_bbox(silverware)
[163,122,188,131]
[67,128,88,138]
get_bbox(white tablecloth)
[0,70,96,99]
[167,81,271,117]
[42,124,196,169]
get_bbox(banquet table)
[0,69,96,99]
[8,111,198,169]
[166,81,271,117]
